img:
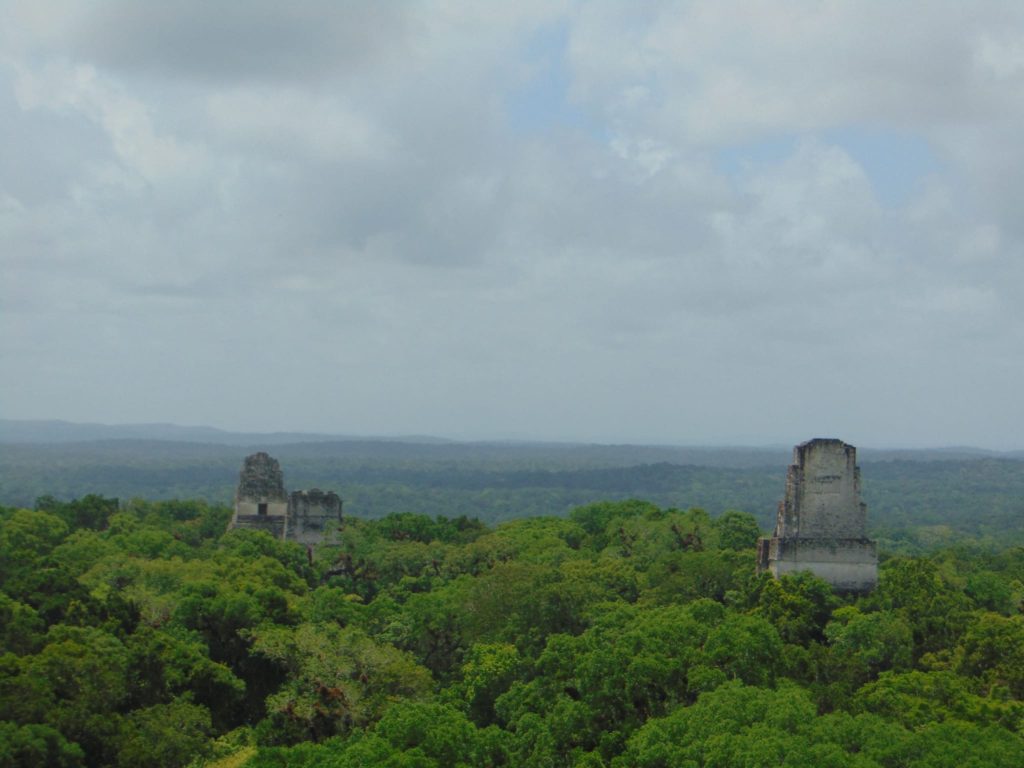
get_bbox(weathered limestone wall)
[231,514,287,539]
[776,439,867,539]
[288,489,342,546]
[236,452,287,502]
[228,453,343,548]
[230,452,291,538]
[759,438,878,593]
[235,500,288,518]
[766,538,878,593]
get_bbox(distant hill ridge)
[0,419,450,447]
[1,419,1019,463]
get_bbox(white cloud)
[206,87,388,163]
[14,61,208,186]
[974,33,1024,79]
[0,1,1022,448]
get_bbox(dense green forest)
[2,439,1023,552]
[3,493,1024,767]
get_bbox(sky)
[2,1,1023,449]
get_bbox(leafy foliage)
[1,494,1023,767]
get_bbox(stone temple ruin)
[228,452,342,548]
[757,438,878,592]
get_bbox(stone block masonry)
[288,488,343,547]
[757,438,878,592]
[228,452,343,549]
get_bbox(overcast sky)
[2,2,1023,449]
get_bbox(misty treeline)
[2,494,1024,767]
[2,441,1024,551]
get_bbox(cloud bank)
[2,1,1022,448]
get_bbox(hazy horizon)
[3,3,1023,451]
[1,417,1019,454]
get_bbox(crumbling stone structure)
[229,452,342,547]
[757,438,877,592]
[232,452,289,539]
[288,488,343,546]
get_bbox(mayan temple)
[228,452,342,549]
[757,438,878,592]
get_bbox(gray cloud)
[56,1,414,84]
[1,1,1021,448]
